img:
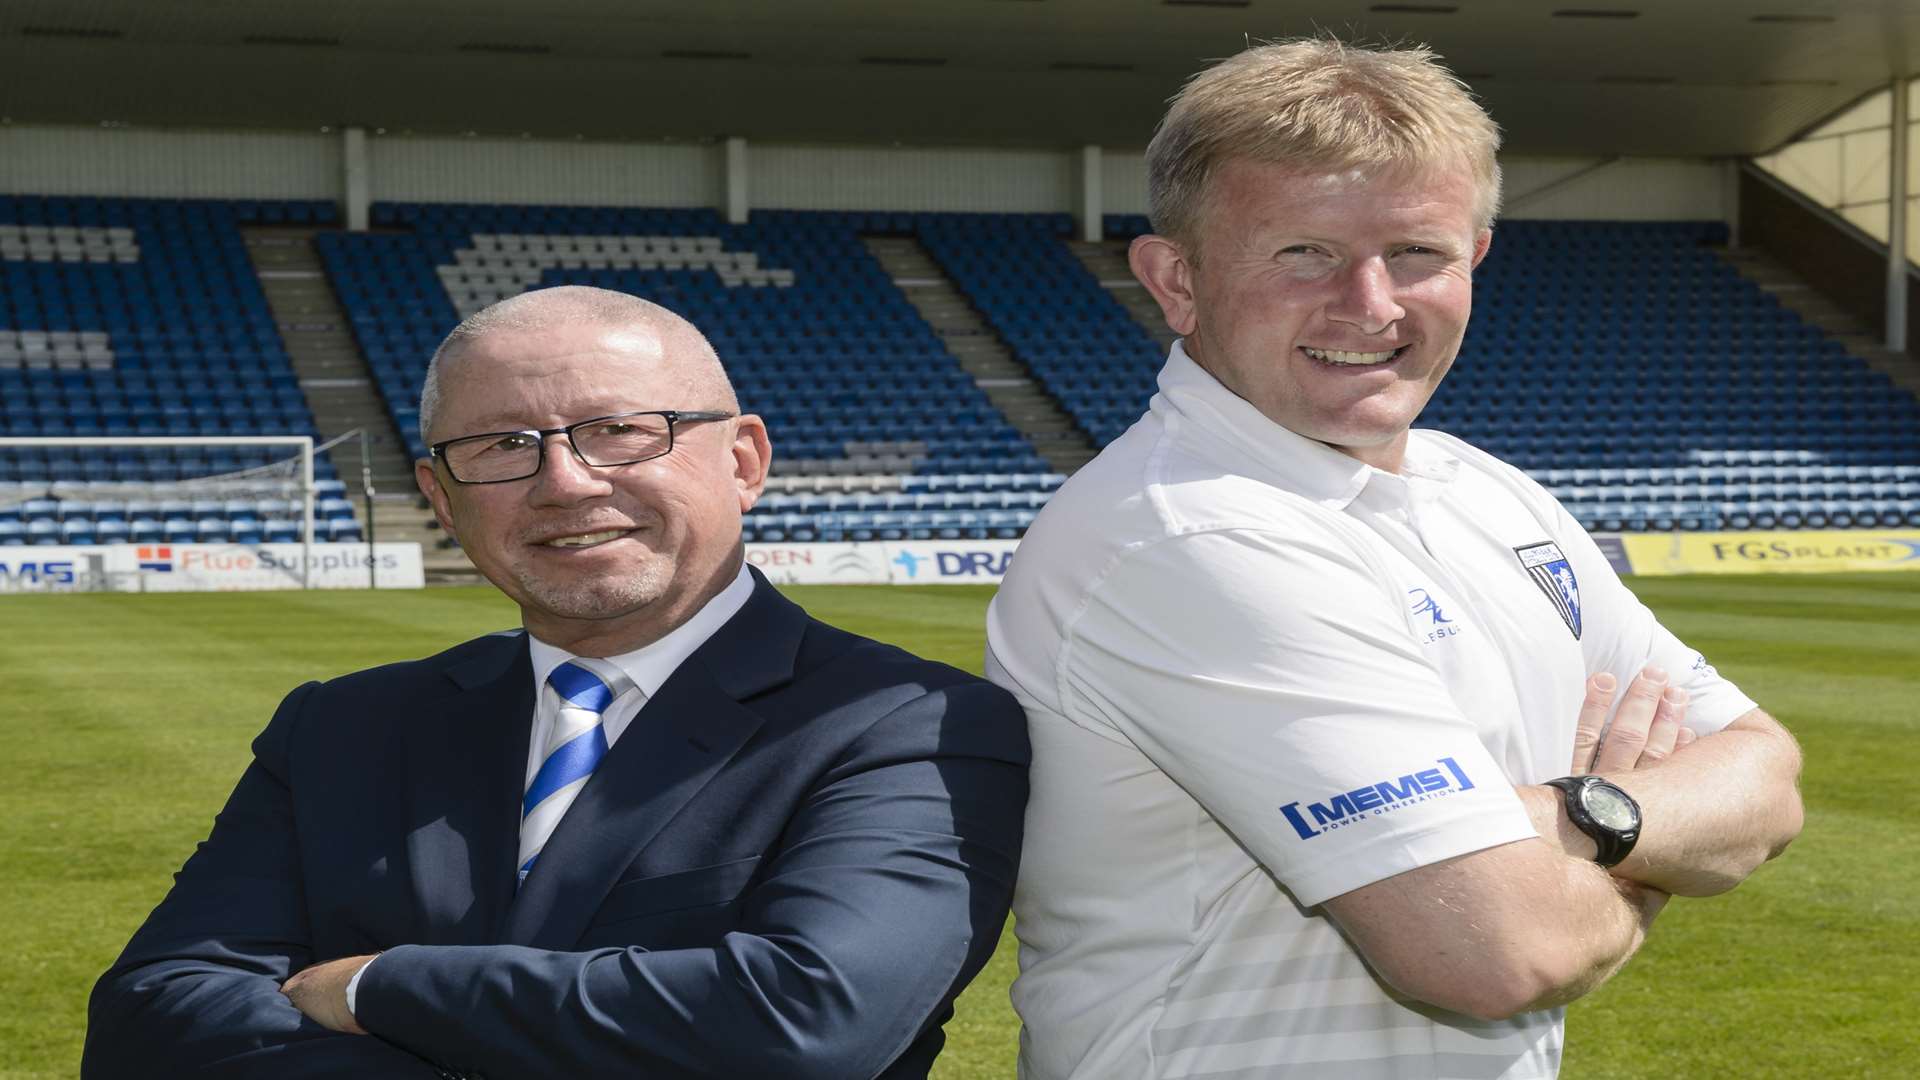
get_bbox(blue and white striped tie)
[518,659,634,885]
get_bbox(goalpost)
[0,435,318,590]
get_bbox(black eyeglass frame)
[427,409,736,485]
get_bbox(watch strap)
[1544,775,1640,868]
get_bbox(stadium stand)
[921,212,1164,450]
[0,195,358,544]
[6,192,1913,545]
[317,203,1059,543]
[305,202,1920,539]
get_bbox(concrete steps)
[1717,245,1920,396]
[1066,240,1179,356]
[862,236,1100,475]
[243,227,476,578]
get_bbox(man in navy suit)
[84,286,1030,1079]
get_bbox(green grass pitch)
[2,574,1915,1077]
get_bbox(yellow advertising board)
[1619,531,1920,576]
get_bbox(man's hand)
[280,955,374,1034]
[1570,666,1695,775]
[1530,667,1694,862]
[1560,667,1802,896]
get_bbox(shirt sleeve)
[1550,503,1758,735]
[1057,526,1539,908]
[343,954,378,1016]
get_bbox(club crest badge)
[1514,541,1581,639]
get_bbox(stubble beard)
[513,556,673,623]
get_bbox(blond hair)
[1146,37,1503,247]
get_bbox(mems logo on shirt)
[1280,758,1477,839]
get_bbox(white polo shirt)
[985,343,1755,1080]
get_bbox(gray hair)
[1146,37,1504,249]
[418,285,737,444]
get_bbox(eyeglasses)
[428,410,735,484]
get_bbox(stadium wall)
[737,532,1920,586]
[751,144,1075,213]
[1497,157,1731,221]
[366,135,722,207]
[1740,165,1920,349]
[4,124,1730,224]
[0,125,338,200]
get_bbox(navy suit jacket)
[84,569,1029,1079]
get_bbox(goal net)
[0,435,319,590]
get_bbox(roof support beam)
[1078,145,1103,243]
[343,127,370,233]
[1887,77,1909,354]
[725,136,749,226]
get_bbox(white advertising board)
[0,543,425,592]
[746,540,1019,586]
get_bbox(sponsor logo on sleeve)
[1514,540,1581,639]
[1280,757,1477,839]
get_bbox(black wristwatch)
[1543,775,1641,868]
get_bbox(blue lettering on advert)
[0,561,76,586]
[1281,757,1476,839]
[935,551,1013,577]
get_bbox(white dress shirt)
[523,563,755,782]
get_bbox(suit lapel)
[402,631,533,944]
[505,570,811,948]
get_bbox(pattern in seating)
[322,203,1050,542]
[0,195,351,544]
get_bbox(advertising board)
[0,543,426,592]
[1616,531,1920,576]
[745,540,1020,586]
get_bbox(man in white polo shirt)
[986,38,1804,1080]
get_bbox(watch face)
[1585,786,1638,830]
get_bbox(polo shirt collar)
[1155,340,1373,510]
[1154,341,1464,510]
